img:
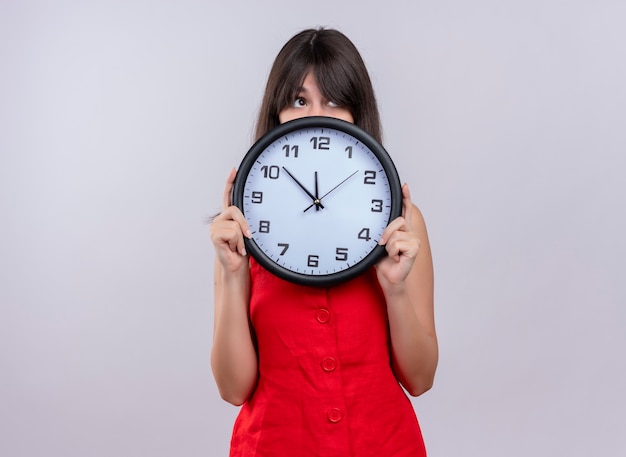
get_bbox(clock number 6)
[307,254,319,268]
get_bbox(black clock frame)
[232,116,402,287]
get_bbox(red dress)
[229,258,427,456]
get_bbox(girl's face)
[278,72,354,124]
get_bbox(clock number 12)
[310,136,330,150]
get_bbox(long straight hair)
[255,28,382,143]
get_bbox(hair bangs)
[313,61,357,114]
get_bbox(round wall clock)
[232,116,402,287]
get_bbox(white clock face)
[234,117,401,286]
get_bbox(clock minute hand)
[304,170,359,212]
[314,171,321,212]
[282,167,325,209]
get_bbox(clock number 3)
[370,199,383,212]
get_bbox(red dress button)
[321,357,337,372]
[327,408,343,423]
[316,309,330,323]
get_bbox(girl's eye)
[292,97,306,108]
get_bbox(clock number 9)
[251,191,263,204]
[364,170,376,185]
[310,136,330,150]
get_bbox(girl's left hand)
[375,183,421,286]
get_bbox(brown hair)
[255,28,382,143]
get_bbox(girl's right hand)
[209,168,252,273]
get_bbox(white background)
[1,1,624,456]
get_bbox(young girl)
[210,28,438,457]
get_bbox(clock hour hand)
[304,170,359,212]
[282,167,325,210]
